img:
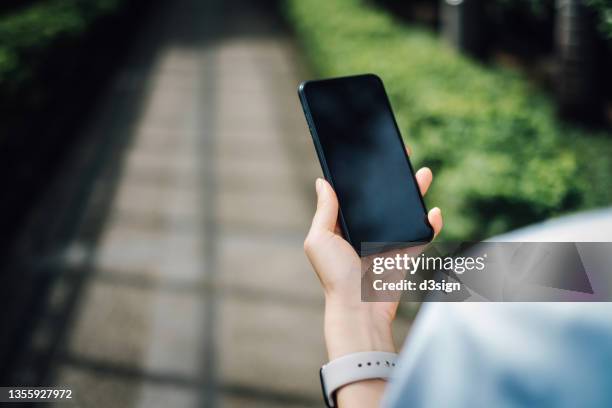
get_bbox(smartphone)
[298,73,433,253]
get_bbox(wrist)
[323,297,396,360]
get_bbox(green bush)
[0,0,123,97]
[284,0,612,240]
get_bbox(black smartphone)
[298,73,433,253]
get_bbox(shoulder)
[384,303,612,408]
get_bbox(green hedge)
[284,0,612,240]
[0,0,123,98]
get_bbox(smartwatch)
[319,351,399,407]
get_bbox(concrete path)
[7,1,410,407]
[44,0,326,406]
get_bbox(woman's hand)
[304,163,442,407]
[304,163,443,359]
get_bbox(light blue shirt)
[384,303,612,407]
[384,209,612,408]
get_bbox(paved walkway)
[6,1,410,406]
[38,0,326,406]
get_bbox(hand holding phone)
[299,73,443,327]
[299,74,442,407]
[303,176,442,358]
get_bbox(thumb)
[310,178,339,233]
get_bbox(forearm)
[303,178,435,407]
[324,298,396,407]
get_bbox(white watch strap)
[320,351,399,407]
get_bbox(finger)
[428,207,443,239]
[415,167,433,196]
[405,145,413,156]
[310,178,339,233]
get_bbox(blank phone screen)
[300,74,432,248]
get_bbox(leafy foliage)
[284,0,612,240]
[0,0,122,94]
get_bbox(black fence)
[0,0,154,385]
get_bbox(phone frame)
[298,73,434,253]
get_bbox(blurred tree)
[489,0,555,56]
[496,0,552,16]
[555,0,603,121]
[440,0,486,57]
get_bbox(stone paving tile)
[136,383,199,408]
[216,297,326,398]
[216,110,277,134]
[66,283,156,368]
[66,282,206,379]
[219,396,318,408]
[216,86,277,116]
[213,76,275,96]
[139,290,206,378]
[53,366,200,408]
[216,39,296,70]
[217,231,321,301]
[216,90,276,115]
[95,225,204,283]
[53,366,141,408]
[154,47,203,74]
[216,153,304,187]
[118,162,200,191]
[214,119,293,141]
[137,110,194,131]
[111,182,202,224]
[147,70,203,93]
[130,127,200,154]
[216,136,290,166]
[216,188,311,231]
[141,73,200,107]
[216,90,277,112]
[216,127,294,155]
[120,148,201,186]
